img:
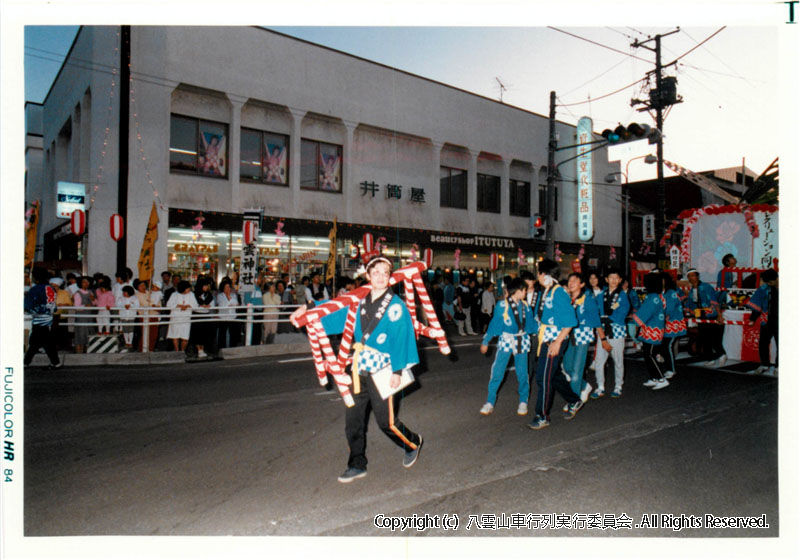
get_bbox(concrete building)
[28,26,622,285]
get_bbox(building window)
[440,166,467,209]
[240,128,289,186]
[300,139,342,192]
[538,184,558,221]
[477,173,501,213]
[509,179,531,217]
[170,114,229,178]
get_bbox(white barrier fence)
[26,304,301,353]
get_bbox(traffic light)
[530,215,546,240]
[601,123,662,145]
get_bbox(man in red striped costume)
[291,248,423,483]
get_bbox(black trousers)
[533,339,579,420]
[643,342,665,380]
[698,322,725,360]
[217,321,241,348]
[24,324,60,366]
[759,321,778,367]
[345,373,421,470]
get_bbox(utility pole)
[117,25,131,272]
[546,90,557,259]
[631,28,680,265]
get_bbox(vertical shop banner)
[239,210,261,293]
[642,215,655,242]
[753,211,778,269]
[576,117,593,242]
[326,218,337,283]
[137,203,159,282]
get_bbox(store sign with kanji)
[360,181,426,203]
[576,117,593,242]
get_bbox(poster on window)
[199,129,227,177]
[319,147,341,192]
[264,140,288,184]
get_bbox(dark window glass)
[263,132,289,185]
[301,139,342,192]
[240,128,262,181]
[510,179,531,217]
[170,115,198,173]
[169,114,228,178]
[477,173,500,213]
[537,183,558,220]
[440,166,467,209]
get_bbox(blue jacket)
[598,287,630,326]
[626,289,642,312]
[571,289,601,344]
[683,282,720,319]
[663,289,687,337]
[482,298,537,346]
[25,283,57,327]
[321,292,419,374]
[533,284,578,341]
[716,269,735,306]
[633,293,667,343]
[746,284,775,322]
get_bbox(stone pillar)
[288,108,306,215]
[430,140,444,230]
[343,119,357,223]
[227,94,246,213]
[500,158,511,222]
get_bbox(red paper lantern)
[362,233,374,253]
[243,220,257,245]
[109,213,124,242]
[423,248,434,269]
[70,209,85,236]
[489,253,499,271]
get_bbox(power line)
[662,27,726,68]
[680,29,757,87]
[562,57,630,97]
[557,77,647,107]
[547,27,652,64]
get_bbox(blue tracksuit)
[563,289,601,396]
[481,298,537,406]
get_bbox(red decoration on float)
[70,209,86,236]
[109,213,124,242]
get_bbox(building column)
[468,149,479,232]
[288,108,306,216]
[227,94,246,214]
[430,140,444,230]
[343,119,357,223]
[500,158,511,219]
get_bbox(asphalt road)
[22,338,782,548]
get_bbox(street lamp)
[605,154,657,276]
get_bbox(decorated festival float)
[632,202,778,364]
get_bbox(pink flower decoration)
[715,220,741,244]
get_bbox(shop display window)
[240,128,289,186]
[300,139,342,192]
[169,114,229,178]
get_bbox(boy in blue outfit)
[591,268,630,399]
[479,277,537,416]
[684,268,726,367]
[633,272,669,390]
[747,268,778,376]
[528,259,583,430]
[562,272,601,403]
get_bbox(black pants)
[533,339,579,420]
[24,324,60,366]
[657,337,678,373]
[643,342,664,381]
[698,322,725,360]
[218,321,241,348]
[759,321,778,367]
[345,374,421,470]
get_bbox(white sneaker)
[765,366,777,377]
[517,402,528,416]
[751,365,767,375]
[664,371,675,379]
[580,382,593,403]
[479,402,494,416]
[197,350,208,358]
[716,355,727,367]
[651,378,670,390]
[704,360,717,367]
[643,379,659,387]
[656,354,665,363]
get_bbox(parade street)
[24,339,778,539]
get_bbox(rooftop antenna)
[495,77,507,103]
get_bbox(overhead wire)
[547,26,652,63]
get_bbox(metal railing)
[25,303,302,352]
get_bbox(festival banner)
[326,218,337,283]
[137,203,159,282]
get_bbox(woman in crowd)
[72,276,95,353]
[261,280,282,344]
[167,280,198,352]
[193,277,215,358]
[216,278,241,348]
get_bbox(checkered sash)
[572,326,595,345]
[498,331,531,355]
[610,323,627,339]
[355,345,391,373]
